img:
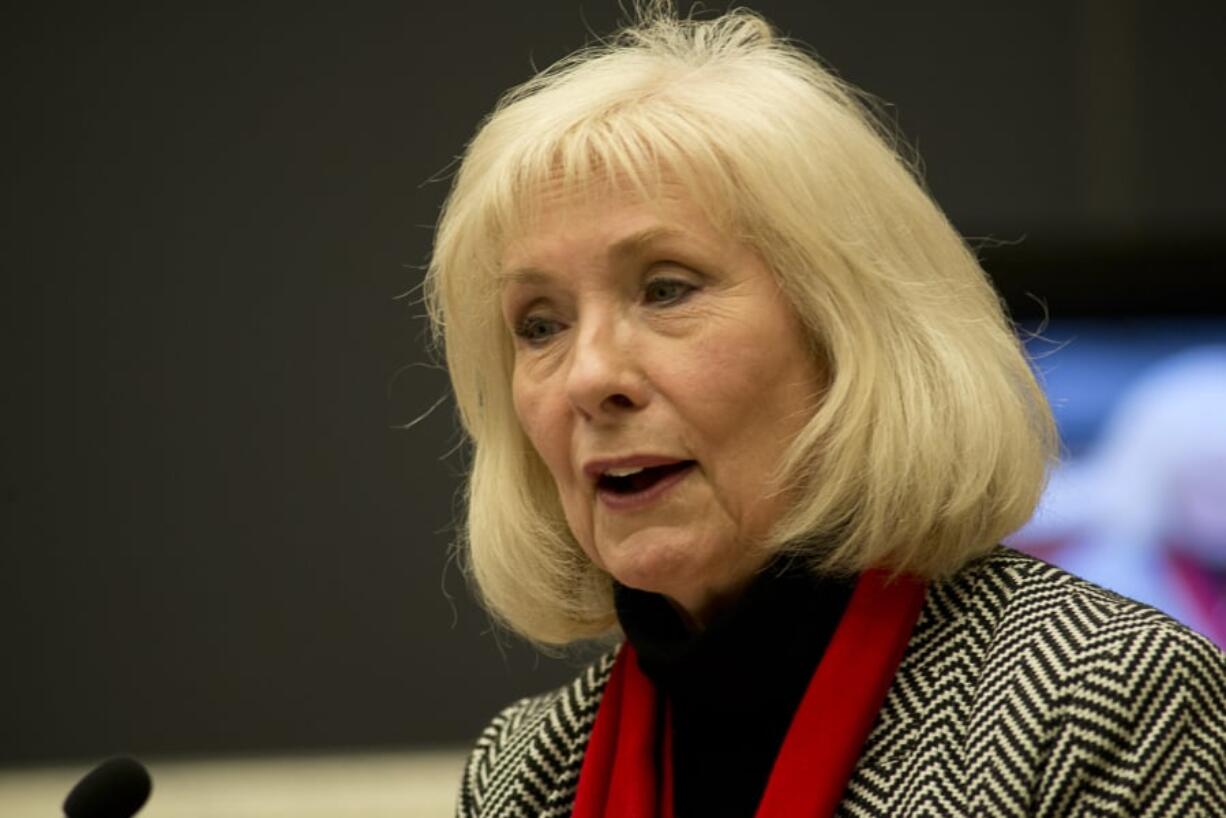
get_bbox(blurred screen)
[1008,318,1226,648]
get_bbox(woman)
[427,3,1226,816]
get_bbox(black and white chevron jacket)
[456,548,1226,817]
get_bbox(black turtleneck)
[614,558,855,818]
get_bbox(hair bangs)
[483,114,745,267]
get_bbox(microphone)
[63,756,152,818]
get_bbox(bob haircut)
[426,1,1057,645]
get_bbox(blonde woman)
[427,3,1226,815]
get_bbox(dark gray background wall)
[3,1,1223,765]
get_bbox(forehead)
[498,176,728,274]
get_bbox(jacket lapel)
[539,650,618,815]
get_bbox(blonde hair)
[426,1,1058,645]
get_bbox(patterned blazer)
[456,548,1226,817]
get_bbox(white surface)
[0,749,466,817]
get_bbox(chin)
[601,532,705,591]
[600,528,738,617]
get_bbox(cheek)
[513,376,573,485]
[675,333,799,427]
[674,325,819,499]
[514,379,600,564]
[513,377,549,459]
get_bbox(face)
[500,181,824,625]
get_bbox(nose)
[565,313,647,421]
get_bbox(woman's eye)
[514,316,563,345]
[644,278,696,305]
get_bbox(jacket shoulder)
[456,649,616,818]
[844,546,1226,817]
[986,551,1226,816]
[942,546,1223,683]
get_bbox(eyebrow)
[498,225,686,285]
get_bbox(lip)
[583,455,697,512]
[582,454,690,481]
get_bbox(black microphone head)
[63,756,152,818]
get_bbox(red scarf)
[573,569,927,818]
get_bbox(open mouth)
[597,460,696,495]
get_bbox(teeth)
[604,466,645,478]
